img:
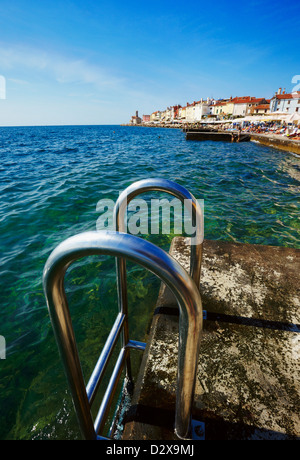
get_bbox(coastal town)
[128,87,300,137]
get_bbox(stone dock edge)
[121,237,300,441]
[250,133,300,156]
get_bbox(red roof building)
[270,88,300,113]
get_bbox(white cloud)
[0,43,164,125]
[8,78,29,85]
[0,44,124,90]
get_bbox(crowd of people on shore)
[190,120,300,140]
[238,122,300,140]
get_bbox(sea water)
[0,125,299,439]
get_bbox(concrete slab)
[122,238,300,440]
[185,132,250,142]
[250,133,300,156]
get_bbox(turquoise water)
[0,125,299,440]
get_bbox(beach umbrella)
[262,113,289,122]
[286,112,300,124]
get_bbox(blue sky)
[0,0,299,126]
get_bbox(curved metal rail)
[114,178,203,284]
[43,230,203,440]
[113,178,204,383]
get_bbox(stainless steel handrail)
[113,178,203,383]
[114,178,203,283]
[43,230,203,440]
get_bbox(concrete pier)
[185,131,251,142]
[250,133,300,156]
[122,238,300,440]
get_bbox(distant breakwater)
[121,122,182,129]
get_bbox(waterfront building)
[161,107,172,123]
[223,98,235,116]
[185,100,212,122]
[171,105,182,122]
[250,101,271,115]
[231,96,268,117]
[212,101,227,117]
[185,101,197,122]
[232,97,252,117]
[247,98,270,115]
[159,109,166,122]
[130,111,142,124]
[150,111,162,122]
[145,87,300,125]
[211,96,271,118]
[178,106,186,122]
[210,99,233,117]
[270,88,300,114]
[195,98,215,120]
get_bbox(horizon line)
[0,123,124,128]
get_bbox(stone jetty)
[122,237,300,440]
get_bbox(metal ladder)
[43,179,204,440]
